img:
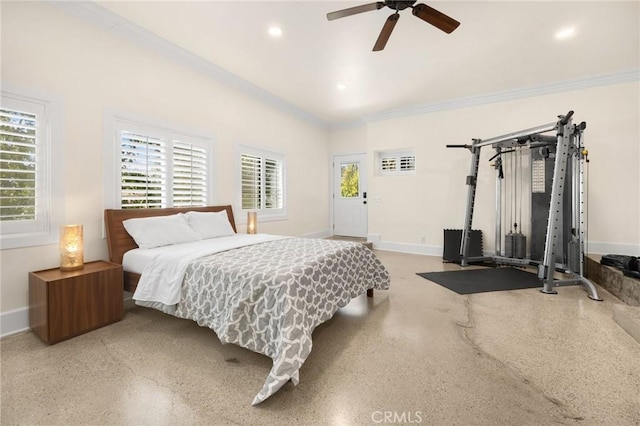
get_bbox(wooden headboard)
[104,205,236,293]
[104,205,237,265]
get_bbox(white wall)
[328,125,367,154]
[357,81,640,256]
[0,2,329,325]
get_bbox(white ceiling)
[91,1,639,126]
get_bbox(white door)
[333,154,367,237]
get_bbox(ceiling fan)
[326,1,460,51]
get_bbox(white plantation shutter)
[120,131,167,209]
[0,107,38,222]
[377,149,416,175]
[117,121,211,209]
[241,154,262,209]
[173,141,207,207]
[264,158,283,209]
[240,147,285,217]
[380,157,397,172]
[400,155,415,171]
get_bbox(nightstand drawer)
[29,261,123,344]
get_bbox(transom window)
[376,149,416,175]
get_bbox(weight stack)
[514,233,527,259]
[568,239,581,273]
[505,233,516,258]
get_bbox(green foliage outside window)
[0,109,37,221]
[341,163,359,198]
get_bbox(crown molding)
[51,1,329,129]
[328,117,368,131]
[363,68,640,124]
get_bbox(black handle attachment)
[559,110,574,125]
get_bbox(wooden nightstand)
[29,261,123,344]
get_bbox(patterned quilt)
[173,237,390,405]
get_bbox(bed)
[104,205,390,404]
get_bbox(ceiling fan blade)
[412,3,460,33]
[373,13,400,52]
[327,2,385,21]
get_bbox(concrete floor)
[2,251,639,425]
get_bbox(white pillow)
[123,213,202,249]
[185,210,235,239]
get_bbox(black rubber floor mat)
[417,267,541,295]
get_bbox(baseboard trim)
[368,234,442,256]
[1,307,30,339]
[303,229,332,239]
[377,241,442,256]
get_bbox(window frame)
[0,87,64,249]
[237,144,287,222]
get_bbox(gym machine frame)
[449,111,601,300]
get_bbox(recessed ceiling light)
[555,27,576,40]
[337,83,347,91]
[268,27,282,38]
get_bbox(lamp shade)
[60,225,84,271]
[247,212,257,235]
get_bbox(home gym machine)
[448,111,601,300]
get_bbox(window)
[340,162,359,198]
[239,146,285,218]
[116,120,211,209]
[376,149,416,175]
[0,90,63,249]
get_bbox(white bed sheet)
[122,236,236,275]
[124,234,286,306]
